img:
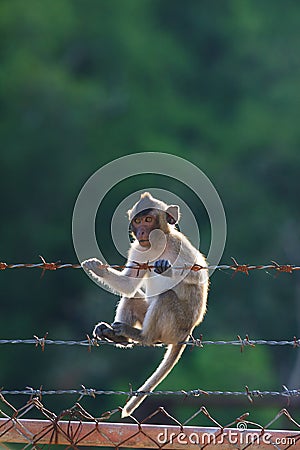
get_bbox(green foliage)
[1,0,300,424]
[162,344,275,392]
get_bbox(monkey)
[82,192,209,418]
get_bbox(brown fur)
[82,192,209,417]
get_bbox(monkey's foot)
[112,322,143,342]
[93,321,129,345]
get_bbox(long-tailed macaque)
[82,192,209,417]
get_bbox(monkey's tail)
[121,343,186,418]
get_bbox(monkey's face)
[130,210,161,248]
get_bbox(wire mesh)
[1,395,300,449]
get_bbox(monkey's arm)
[82,258,145,296]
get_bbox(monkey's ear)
[166,205,180,224]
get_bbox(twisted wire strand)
[0,257,299,275]
[1,337,300,347]
[1,386,299,399]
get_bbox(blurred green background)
[1,0,300,432]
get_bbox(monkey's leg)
[142,290,192,345]
[112,321,143,342]
[111,290,148,343]
[114,290,148,326]
[94,290,148,344]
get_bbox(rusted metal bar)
[0,419,299,448]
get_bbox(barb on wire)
[237,334,256,352]
[0,256,300,275]
[33,332,49,351]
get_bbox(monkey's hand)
[154,259,171,275]
[82,258,108,277]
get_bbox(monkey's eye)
[145,216,153,223]
[134,217,141,224]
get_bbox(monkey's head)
[128,192,180,248]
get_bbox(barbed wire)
[1,334,300,350]
[0,395,300,449]
[1,385,300,401]
[0,256,300,276]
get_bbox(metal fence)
[1,260,300,448]
[1,394,300,449]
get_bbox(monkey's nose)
[137,229,145,239]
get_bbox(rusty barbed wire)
[1,335,300,349]
[0,256,300,275]
[1,385,300,400]
[0,395,300,449]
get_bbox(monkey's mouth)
[139,239,150,247]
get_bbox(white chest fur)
[128,233,203,298]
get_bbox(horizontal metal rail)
[1,419,300,448]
